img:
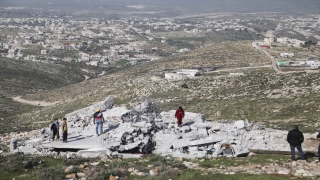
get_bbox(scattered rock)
[65,165,75,173]
[66,173,77,178]
[90,162,100,166]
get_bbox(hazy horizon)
[0,0,319,14]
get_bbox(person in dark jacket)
[317,132,320,162]
[287,125,304,160]
[50,118,60,141]
[175,106,185,127]
[93,108,105,136]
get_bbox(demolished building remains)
[5,96,319,159]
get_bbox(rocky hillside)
[0,58,107,134]
[3,41,320,134]
[0,58,107,97]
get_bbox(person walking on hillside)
[93,108,105,136]
[61,118,68,143]
[287,125,304,160]
[50,118,60,141]
[175,106,185,127]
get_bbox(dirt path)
[252,41,282,73]
[12,96,59,107]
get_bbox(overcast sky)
[0,0,319,14]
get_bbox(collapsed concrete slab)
[173,134,226,149]
[10,97,318,159]
[153,133,179,154]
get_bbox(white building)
[306,61,320,69]
[40,49,47,55]
[165,73,187,80]
[177,69,201,77]
[280,52,294,58]
[24,39,32,45]
[264,37,275,44]
[110,50,118,59]
[306,58,320,68]
[86,61,98,66]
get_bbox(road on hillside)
[12,96,59,107]
[252,41,281,73]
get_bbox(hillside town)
[0,13,319,67]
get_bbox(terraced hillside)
[2,41,320,134]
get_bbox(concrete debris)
[3,96,318,160]
[67,152,76,159]
[121,99,161,123]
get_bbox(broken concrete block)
[191,122,212,129]
[132,121,146,128]
[180,126,191,133]
[67,152,76,159]
[189,146,198,151]
[234,120,245,129]
[141,128,148,133]
[26,138,42,147]
[138,134,144,140]
[118,141,142,152]
[174,134,225,149]
[186,129,208,141]
[103,96,114,109]
[153,134,178,154]
[77,148,107,158]
[17,144,36,155]
[112,152,143,158]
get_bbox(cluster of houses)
[277,57,320,69]
[259,36,307,49]
[1,15,258,66]
[0,13,319,67]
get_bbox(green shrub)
[32,167,65,180]
[0,152,40,172]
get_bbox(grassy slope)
[2,41,320,134]
[0,153,298,180]
[0,58,88,97]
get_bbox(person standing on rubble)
[93,108,105,136]
[50,118,60,141]
[287,125,304,160]
[175,106,185,127]
[61,118,68,143]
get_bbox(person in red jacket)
[175,106,185,127]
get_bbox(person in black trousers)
[317,132,320,162]
[287,125,304,161]
[61,118,68,143]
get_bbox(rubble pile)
[4,96,318,159]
